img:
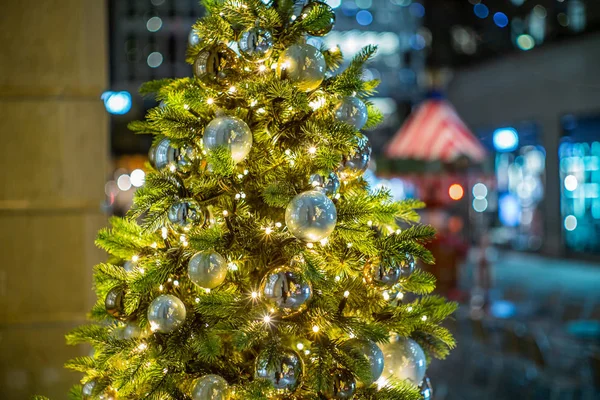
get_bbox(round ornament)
[285,190,337,242]
[420,375,433,400]
[334,96,368,131]
[309,171,340,196]
[366,258,401,287]
[346,339,384,385]
[277,44,326,92]
[381,336,427,385]
[123,320,146,340]
[260,267,312,316]
[255,349,303,392]
[188,251,228,289]
[300,1,336,36]
[168,200,205,229]
[203,115,253,164]
[192,374,230,400]
[189,29,202,47]
[123,260,135,272]
[400,254,416,279]
[194,44,237,84]
[82,380,96,399]
[323,369,356,399]
[238,27,273,62]
[149,138,196,173]
[338,134,371,181]
[147,294,187,333]
[105,287,126,319]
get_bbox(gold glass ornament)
[285,190,337,242]
[203,115,253,164]
[168,200,205,229]
[365,258,401,287]
[346,339,384,385]
[105,287,126,319]
[338,134,371,181]
[300,1,336,36]
[194,44,237,84]
[277,44,326,92]
[309,171,340,196]
[334,96,368,130]
[188,251,228,289]
[380,336,427,385]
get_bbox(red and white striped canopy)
[385,99,486,163]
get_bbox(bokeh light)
[564,215,577,231]
[564,175,578,191]
[409,3,425,18]
[117,174,132,191]
[472,183,488,199]
[493,127,519,152]
[146,16,163,32]
[493,12,509,28]
[516,34,535,51]
[101,91,132,115]
[325,0,342,8]
[130,169,146,187]
[473,198,489,212]
[147,52,163,68]
[473,3,489,19]
[356,10,373,25]
[449,184,465,200]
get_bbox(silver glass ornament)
[105,287,126,319]
[82,380,96,399]
[300,1,336,36]
[323,369,356,399]
[346,339,384,385]
[147,294,187,333]
[123,260,135,272]
[366,258,401,287]
[400,254,416,279]
[168,200,205,229]
[175,145,198,174]
[277,43,326,92]
[194,44,238,84]
[189,29,202,47]
[334,96,368,130]
[285,190,337,242]
[420,375,433,400]
[238,27,273,62]
[192,374,230,400]
[309,171,340,196]
[203,115,253,164]
[260,267,312,316]
[188,251,228,289]
[150,138,196,172]
[255,349,303,392]
[381,336,427,385]
[338,134,371,181]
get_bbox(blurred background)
[1,0,600,399]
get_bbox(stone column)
[0,1,108,398]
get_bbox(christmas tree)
[64,1,456,399]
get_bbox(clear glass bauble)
[238,27,273,62]
[149,138,196,173]
[334,96,368,131]
[168,200,205,229]
[191,374,230,400]
[381,336,427,385]
[285,190,337,242]
[420,375,433,400]
[366,258,401,287]
[194,44,238,84]
[82,380,96,399]
[255,349,303,392]
[203,115,253,164]
[123,260,135,272]
[323,369,356,399]
[309,171,340,196]
[147,294,187,333]
[105,287,126,319]
[276,44,326,92]
[188,29,202,47]
[346,339,384,385]
[400,254,416,279]
[123,320,147,340]
[338,134,371,181]
[260,267,312,316]
[300,1,336,36]
[188,251,228,289]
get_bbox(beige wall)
[0,1,108,398]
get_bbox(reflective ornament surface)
[285,190,337,242]
[147,294,187,333]
[309,171,340,196]
[334,96,368,130]
[123,260,135,272]
[168,200,205,229]
[149,138,196,173]
[400,254,416,279]
[420,375,433,400]
[123,320,146,340]
[189,29,202,46]
[238,27,273,62]
[338,134,371,181]
[105,287,126,319]
[255,349,303,392]
[192,374,230,400]
[300,1,336,36]
[277,44,326,92]
[203,115,253,164]
[381,336,427,385]
[323,369,356,399]
[188,251,228,289]
[82,380,96,399]
[260,267,312,316]
[346,339,384,384]
[366,258,401,287]
[194,44,237,84]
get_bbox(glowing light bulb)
[263,315,271,323]
[131,255,139,262]
[343,290,350,298]
[265,227,273,235]
[206,98,214,105]
[296,342,304,350]
[383,291,390,301]
[251,291,258,299]
[312,325,320,333]
[421,315,428,321]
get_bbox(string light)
[421,315,428,321]
[275,222,282,228]
[257,108,266,114]
[312,325,320,333]
[396,292,404,300]
[183,104,190,110]
[137,342,148,351]
[407,306,413,312]
[258,65,266,72]
[249,99,257,107]
[296,342,304,350]
[228,86,237,93]
[319,238,328,245]
[265,227,273,235]
[223,210,229,216]
[139,268,145,274]
[204,288,211,294]
[131,255,139,262]
[206,98,214,105]
[251,291,258,299]
[346,243,353,248]
[308,146,317,155]
[159,284,164,291]
[367,220,373,227]
[335,276,341,282]
[161,227,168,239]
[169,164,176,172]
[173,280,179,286]
[382,291,390,301]
[263,315,271,323]
[306,242,314,249]
[150,242,158,249]
[195,297,200,303]
[349,332,355,339]
[343,290,350,298]
[228,262,238,271]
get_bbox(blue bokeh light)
[493,12,509,27]
[101,91,132,115]
[409,3,425,18]
[410,34,426,50]
[493,127,519,152]
[499,193,521,227]
[342,1,359,16]
[356,10,373,25]
[474,3,489,19]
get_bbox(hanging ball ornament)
[188,251,228,289]
[255,349,303,392]
[338,134,371,181]
[188,29,202,47]
[194,44,238,84]
[147,294,187,333]
[238,27,274,62]
[346,339,384,385]
[277,43,326,92]
[123,260,135,272]
[105,287,126,319]
[123,320,147,340]
[323,369,356,399]
[300,1,336,36]
[420,375,433,400]
[168,200,205,229]
[82,380,96,399]
[191,374,230,400]
[400,254,417,279]
[149,138,197,173]
[365,258,401,287]
[260,267,312,316]
[309,171,340,196]
[381,336,427,385]
[334,96,368,131]
[285,190,337,242]
[203,115,253,164]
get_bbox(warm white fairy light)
[228,86,236,93]
[367,220,373,227]
[263,315,271,323]
[251,291,258,299]
[346,242,353,248]
[179,234,187,243]
[150,242,158,249]
[169,164,176,172]
[131,255,139,262]
[308,146,317,155]
[335,275,341,282]
[407,306,413,312]
[349,332,355,339]
[304,349,311,355]
[222,210,229,216]
[275,222,282,228]
[204,288,211,294]
[296,342,304,350]
[334,193,341,199]
[195,297,200,303]
[257,108,266,114]
[306,242,314,249]
[139,268,145,274]
[183,104,190,110]
[312,325,320,333]
[258,64,267,72]
[206,98,214,105]
[395,229,402,234]
[329,46,339,53]
[249,99,257,107]
[244,169,249,175]
[237,173,244,179]
[265,227,273,235]
[235,193,241,199]
[137,342,148,351]
[422,315,428,321]
[159,284,164,291]
[284,149,292,156]
[168,278,172,282]
[382,291,390,301]
[308,96,326,111]
[343,290,350,298]
[319,237,328,245]
[228,262,238,271]
[396,292,404,300]
[173,280,179,286]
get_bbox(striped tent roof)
[385,99,486,163]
